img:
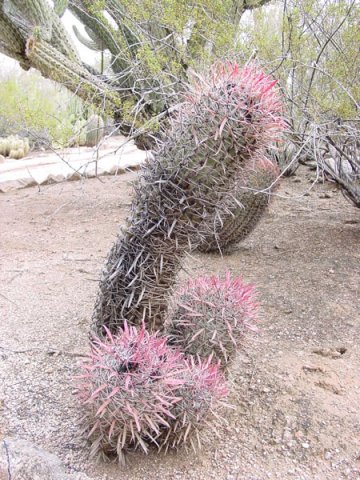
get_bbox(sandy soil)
[0,167,359,480]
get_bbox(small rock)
[301,442,310,449]
[0,438,94,480]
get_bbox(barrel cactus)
[76,324,227,462]
[157,355,228,452]
[0,135,30,159]
[72,118,87,146]
[270,140,299,176]
[166,273,258,368]
[198,154,280,253]
[92,62,284,336]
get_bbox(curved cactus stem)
[69,0,129,75]
[198,157,280,253]
[54,0,68,17]
[0,10,28,66]
[25,37,121,113]
[92,64,284,334]
[104,0,140,54]
[73,24,104,51]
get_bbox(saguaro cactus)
[92,63,284,335]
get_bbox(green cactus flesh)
[198,157,280,253]
[84,114,104,147]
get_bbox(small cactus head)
[166,273,258,368]
[9,148,25,160]
[84,114,104,147]
[0,136,29,158]
[157,355,228,452]
[76,323,185,462]
[76,323,228,462]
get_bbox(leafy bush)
[0,64,84,147]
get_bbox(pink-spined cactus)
[166,273,258,368]
[187,62,285,153]
[157,355,228,452]
[92,62,284,335]
[76,323,227,462]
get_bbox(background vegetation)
[0,0,358,203]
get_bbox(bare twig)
[0,345,87,357]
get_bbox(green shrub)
[0,67,84,147]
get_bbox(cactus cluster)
[78,62,284,463]
[0,135,30,159]
[76,324,227,462]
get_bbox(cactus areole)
[92,63,284,335]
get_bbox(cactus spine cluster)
[166,273,258,368]
[92,63,284,336]
[0,135,30,159]
[76,324,227,462]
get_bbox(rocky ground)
[0,166,359,480]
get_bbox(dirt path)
[0,167,359,480]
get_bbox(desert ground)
[0,166,359,480]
